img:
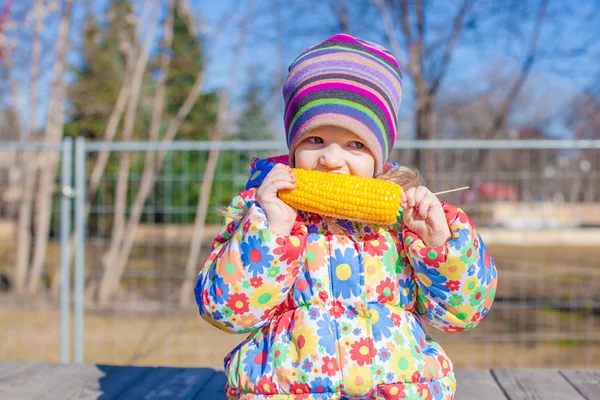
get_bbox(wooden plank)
[91,365,154,398]
[35,364,112,400]
[0,362,22,376]
[0,362,63,399]
[455,370,507,400]
[115,366,181,398]
[0,362,35,380]
[560,370,600,400]
[118,367,217,399]
[193,370,227,400]
[492,369,586,400]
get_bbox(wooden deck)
[0,363,599,399]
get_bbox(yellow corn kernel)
[278,168,402,224]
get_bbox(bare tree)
[49,4,143,296]
[469,0,549,173]
[13,0,43,295]
[105,3,160,279]
[329,0,350,34]
[374,0,475,184]
[27,0,75,294]
[179,0,254,307]
[96,0,240,305]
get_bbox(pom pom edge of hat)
[283,33,403,175]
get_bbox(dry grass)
[2,301,598,369]
[1,230,599,369]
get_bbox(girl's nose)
[319,144,344,169]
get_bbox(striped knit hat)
[284,33,402,175]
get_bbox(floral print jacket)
[195,156,498,400]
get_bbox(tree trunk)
[101,10,159,300]
[97,56,209,306]
[27,0,74,294]
[97,0,248,305]
[14,0,43,294]
[178,0,253,307]
[49,41,137,296]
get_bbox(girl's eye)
[349,141,365,148]
[306,136,324,144]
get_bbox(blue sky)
[3,0,599,140]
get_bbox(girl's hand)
[255,164,298,235]
[401,186,451,247]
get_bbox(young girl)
[196,34,497,400]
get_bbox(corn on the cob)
[278,168,402,224]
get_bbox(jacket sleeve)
[403,203,497,333]
[194,188,307,334]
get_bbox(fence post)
[59,137,73,363]
[74,137,86,363]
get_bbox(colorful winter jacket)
[195,156,498,400]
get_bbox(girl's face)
[294,126,375,177]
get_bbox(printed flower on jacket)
[417,382,434,400]
[414,261,450,300]
[271,342,289,368]
[209,275,229,304]
[330,247,362,299]
[316,317,337,355]
[379,383,407,399]
[309,377,333,394]
[363,233,389,256]
[445,280,460,291]
[476,240,497,285]
[439,254,466,281]
[321,356,339,377]
[451,228,470,249]
[376,277,397,303]
[346,364,372,394]
[330,300,345,318]
[430,381,446,400]
[370,305,395,341]
[226,293,250,315]
[250,282,281,310]
[305,245,326,272]
[350,337,377,366]
[292,324,319,355]
[216,249,244,285]
[418,247,444,268]
[255,375,277,394]
[243,341,272,381]
[438,354,452,376]
[240,235,274,276]
[469,286,487,307]
[398,278,415,306]
[274,235,304,264]
[460,242,477,265]
[289,382,310,394]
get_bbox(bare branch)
[373,0,408,71]
[178,0,255,307]
[497,0,548,121]
[429,0,476,96]
[27,0,75,293]
[97,0,240,305]
[328,0,350,34]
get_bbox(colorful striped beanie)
[283,33,403,175]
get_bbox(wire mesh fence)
[1,139,599,368]
[0,140,72,363]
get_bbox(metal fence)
[1,138,599,368]
[0,139,72,363]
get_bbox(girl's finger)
[413,186,431,204]
[271,179,296,191]
[403,204,415,222]
[418,196,437,219]
[404,187,416,207]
